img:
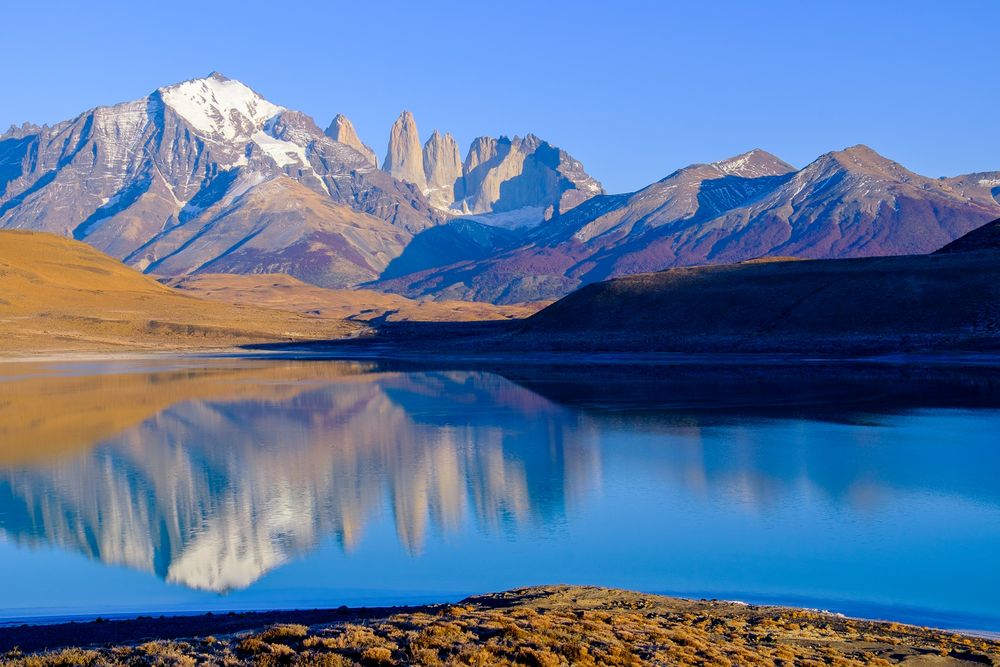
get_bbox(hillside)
[513,218,1000,353]
[168,273,544,323]
[0,231,362,352]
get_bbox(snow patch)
[252,131,308,167]
[160,76,283,140]
[459,206,546,230]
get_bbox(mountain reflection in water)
[0,361,598,592]
[0,359,998,629]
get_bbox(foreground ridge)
[3,586,997,665]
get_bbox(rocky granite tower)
[383,111,426,190]
[422,130,463,209]
[325,114,378,167]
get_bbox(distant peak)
[206,71,230,81]
[158,74,283,140]
[712,149,795,178]
[826,144,887,162]
[821,144,901,170]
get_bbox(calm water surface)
[0,358,998,630]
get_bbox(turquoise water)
[0,359,998,630]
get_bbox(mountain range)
[2,73,998,303]
[376,147,1000,303]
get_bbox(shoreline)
[3,345,1000,368]
[2,586,997,665]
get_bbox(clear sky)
[1,0,996,194]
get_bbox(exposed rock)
[382,110,426,190]
[422,130,463,209]
[454,134,604,217]
[324,113,378,167]
[380,115,605,219]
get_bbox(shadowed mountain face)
[513,217,1000,353]
[377,147,1000,303]
[0,74,444,288]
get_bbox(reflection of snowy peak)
[0,371,598,593]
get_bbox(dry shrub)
[259,624,310,643]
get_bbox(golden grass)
[4,586,997,666]
[0,231,363,353]
[166,273,546,324]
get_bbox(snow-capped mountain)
[0,73,444,287]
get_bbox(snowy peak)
[159,73,284,140]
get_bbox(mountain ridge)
[375,144,1000,303]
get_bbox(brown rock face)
[382,111,426,190]
[422,130,463,209]
[324,114,378,167]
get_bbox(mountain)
[383,110,426,190]
[382,111,604,220]
[376,146,1000,303]
[422,129,463,209]
[0,73,444,288]
[512,217,1000,353]
[140,176,412,287]
[0,230,361,351]
[324,113,378,167]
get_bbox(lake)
[0,357,998,631]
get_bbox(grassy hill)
[0,231,363,353]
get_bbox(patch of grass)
[5,586,998,666]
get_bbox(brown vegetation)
[0,231,363,354]
[166,273,544,324]
[3,586,996,666]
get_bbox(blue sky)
[2,0,995,193]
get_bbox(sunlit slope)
[0,231,362,352]
[168,273,544,323]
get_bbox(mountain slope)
[141,177,411,287]
[0,231,361,352]
[0,73,443,287]
[513,218,1000,353]
[377,147,1000,303]
[168,273,544,323]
